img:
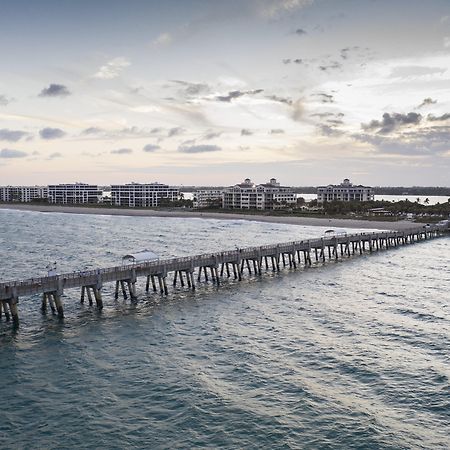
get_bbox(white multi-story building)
[193,189,223,208]
[47,183,102,204]
[223,178,296,210]
[259,179,297,209]
[0,186,48,202]
[110,182,180,207]
[317,179,374,203]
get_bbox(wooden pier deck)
[1,223,448,326]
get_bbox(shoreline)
[0,203,418,230]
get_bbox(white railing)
[0,224,446,298]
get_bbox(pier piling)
[0,224,448,328]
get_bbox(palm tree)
[424,198,430,205]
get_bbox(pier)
[0,224,448,327]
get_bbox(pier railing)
[0,223,448,325]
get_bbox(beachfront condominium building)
[110,182,180,207]
[47,183,102,204]
[223,178,296,210]
[317,178,374,203]
[193,189,223,208]
[0,186,48,203]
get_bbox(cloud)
[310,112,344,119]
[203,130,222,140]
[120,127,154,138]
[427,113,450,122]
[80,126,134,139]
[171,80,210,97]
[339,46,363,60]
[94,57,130,79]
[0,129,31,142]
[269,129,285,134]
[418,98,437,108]
[216,89,263,102]
[327,119,344,125]
[314,93,334,103]
[167,127,185,137]
[79,126,169,140]
[362,112,422,134]
[318,61,342,71]
[267,94,293,105]
[353,126,450,156]
[111,148,133,154]
[444,37,450,48]
[283,57,306,65]
[0,148,27,158]
[317,124,344,137]
[48,152,62,159]
[340,47,350,60]
[180,138,196,146]
[153,32,172,46]
[39,127,66,140]
[143,144,160,152]
[39,84,71,97]
[260,0,313,18]
[241,129,253,136]
[0,95,12,106]
[295,28,306,36]
[81,127,104,135]
[178,144,221,154]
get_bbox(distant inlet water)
[184,192,449,205]
[0,210,449,449]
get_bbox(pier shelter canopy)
[322,229,347,238]
[122,250,159,264]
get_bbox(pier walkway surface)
[1,224,448,327]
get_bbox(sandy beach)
[0,203,419,230]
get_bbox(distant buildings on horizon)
[48,183,102,205]
[317,178,374,203]
[0,178,375,209]
[111,183,180,208]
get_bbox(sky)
[0,0,449,187]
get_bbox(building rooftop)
[318,179,373,189]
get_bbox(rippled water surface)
[0,210,449,449]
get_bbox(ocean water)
[0,209,449,449]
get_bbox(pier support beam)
[53,293,64,319]
[93,287,103,310]
[9,298,19,327]
[128,281,137,300]
[0,225,445,329]
[191,271,196,290]
[48,293,56,313]
[41,293,48,313]
[87,287,93,305]
[1,301,10,321]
